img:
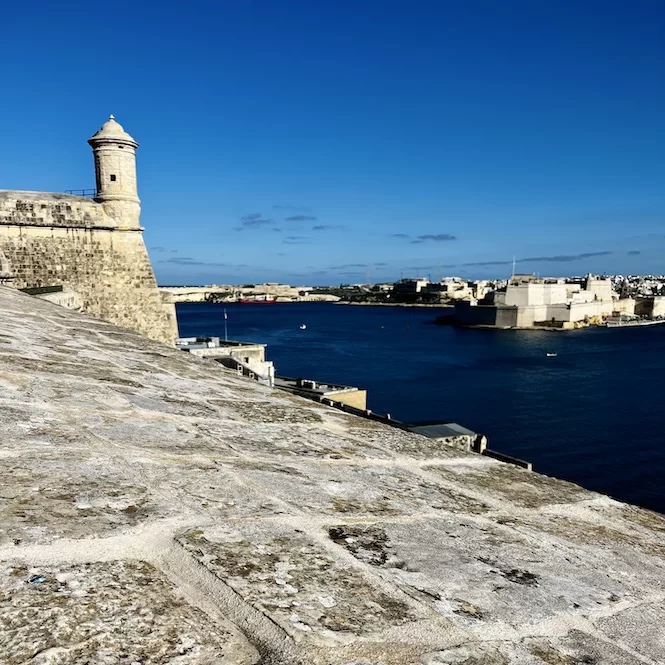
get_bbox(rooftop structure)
[401,421,488,456]
[177,336,274,386]
[2,285,665,663]
[275,375,368,410]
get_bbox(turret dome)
[88,115,138,148]
[88,115,140,209]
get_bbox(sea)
[176,302,665,515]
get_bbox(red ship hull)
[239,298,277,304]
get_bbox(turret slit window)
[110,174,117,181]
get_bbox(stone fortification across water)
[1,286,665,664]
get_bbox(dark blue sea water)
[176,302,665,514]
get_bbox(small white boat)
[299,324,307,330]
[546,352,557,357]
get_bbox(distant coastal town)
[161,272,665,331]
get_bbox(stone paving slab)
[0,560,256,665]
[0,452,159,546]
[176,524,445,647]
[195,420,398,461]
[326,516,665,628]
[424,460,597,508]
[221,459,492,517]
[422,630,647,665]
[597,603,665,662]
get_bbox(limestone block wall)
[34,289,81,310]
[0,191,108,228]
[92,145,138,205]
[545,300,610,324]
[454,301,499,326]
[613,298,636,316]
[330,388,367,410]
[494,305,518,328]
[652,296,665,317]
[0,191,178,345]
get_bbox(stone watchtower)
[88,115,141,229]
[0,116,179,345]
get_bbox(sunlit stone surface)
[1,285,664,664]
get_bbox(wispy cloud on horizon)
[283,235,313,245]
[456,260,507,267]
[390,233,457,243]
[329,263,366,269]
[326,261,388,270]
[460,251,613,267]
[285,215,317,222]
[313,224,346,231]
[410,234,457,244]
[159,256,229,267]
[236,212,275,230]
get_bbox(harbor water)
[176,302,665,514]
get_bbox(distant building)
[455,274,620,329]
[403,422,487,454]
[177,337,275,385]
[425,279,472,300]
[275,376,367,410]
[392,279,429,295]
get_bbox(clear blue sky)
[2,0,663,285]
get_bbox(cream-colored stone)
[0,117,177,344]
[89,115,140,213]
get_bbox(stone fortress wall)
[0,117,178,345]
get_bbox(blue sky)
[1,0,663,285]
